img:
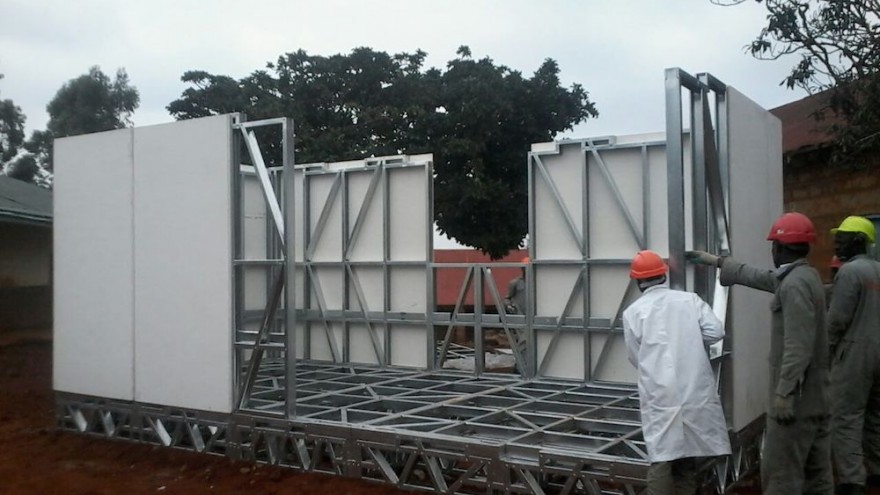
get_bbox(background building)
[772,94,880,281]
[0,177,52,330]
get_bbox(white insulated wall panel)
[589,267,634,321]
[349,266,384,310]
[307,266,344,360]
[387,162,431,369]
[346,169,383,262]
[536,333,584,380]
[645,145,670,254]
[587,146,644,259]
[390,324,428,368]
[532,144,584,260]
[295,157,431,367]
[54,129,135,400]
[349,322,384,365]
[132,115,234,413]
[589,333,634,382]
[531,143,586,380]
[389,166,429,261]
[303,170,345,361]
[534,266,583,317]
[348,267,385,365]
[308,173,343,262]
[532,140,660,381]
[293,167,308,264]
[726,88,782,430]
[242,173,269,310]
[292,168,307,358]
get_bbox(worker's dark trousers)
[832,343,880,486]
[762,414,833,494]
[646,457,698,495]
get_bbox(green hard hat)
[831,216,876,244]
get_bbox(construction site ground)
[0,329,873,495]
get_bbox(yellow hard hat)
[831,216,875,244]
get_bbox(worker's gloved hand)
[685,250,720,267]
[772,394,796,425]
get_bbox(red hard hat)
[629,250,667,280]
[830,256,842,269]
[766,212,816,244]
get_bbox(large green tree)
[0,74,28,174]
[29,66,140,171]
[5,154,39,183]
[0,74,44,185]
[715,0,880,161]
[168,46,597,257]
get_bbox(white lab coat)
[622,283,731,462]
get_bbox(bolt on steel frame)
[57,69,772,494]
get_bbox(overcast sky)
[1,1,807,248]
[2,0,805,138]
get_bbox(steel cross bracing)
[294,155,434,372]
[57,361,761,494]
[433,261,531,375]
[231,117,296,415]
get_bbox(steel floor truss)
[57,361,761,494]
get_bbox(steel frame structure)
[294,155,434,373]
[231,117,295,416]
[526,136,663,382]
[57,364,762,494]
[57,69,768,494]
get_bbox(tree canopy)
[168,46,597,257]
[0,74,28,178]
[715,0,880,161]
[30,66,140,172]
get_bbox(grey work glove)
[685,250,721,267]
[772,394,796,425]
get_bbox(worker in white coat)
[622,250,731,495]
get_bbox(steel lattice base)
[56,361,762,494]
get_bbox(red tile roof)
[770,91,839,154]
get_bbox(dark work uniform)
[721,258,832,495]
[827,255,880,486]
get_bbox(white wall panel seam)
[130,127,137,399]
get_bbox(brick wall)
[783,148,880,281]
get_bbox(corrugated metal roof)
[0,176,52,226]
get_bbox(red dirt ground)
[0,332,874,495]
[0,336,409,495]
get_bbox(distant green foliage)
[0,74,45,186]
[0,74,27,165]
[31,66,139,171]
[169,47,597,257]
[716,0,880,162]
[5,154,39,183]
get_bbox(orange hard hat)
[520,256,529,264]
[830,255,843,269]
[629,250,667,280]
[766,212,816,244]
